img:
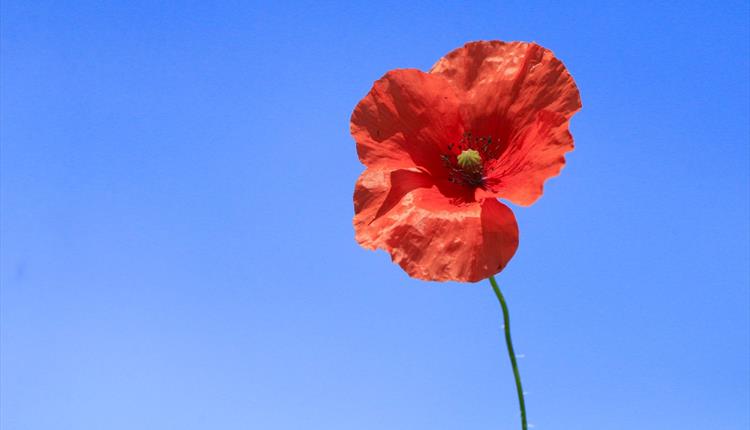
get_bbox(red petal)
[478,110,575,206]
[354,168,519,282]
[431,41,581,205]
[350,69,466,174]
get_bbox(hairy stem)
[489,275,527,430]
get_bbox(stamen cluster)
[440,132,499,188]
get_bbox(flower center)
[440,132,498,189]
[457,149,482,171]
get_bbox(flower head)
[351,41,581,282]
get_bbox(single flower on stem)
[350,40,581,430]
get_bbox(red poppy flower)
[351,41,581,282]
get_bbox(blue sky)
[1,1,748,429]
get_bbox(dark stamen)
[440,131,501,188]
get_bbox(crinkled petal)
[350,69,466,173]
[354,168,519,282]
[430,41,580,128]
[431,41,581,205]
[477,110,575,206]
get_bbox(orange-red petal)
[431,41,581,206]
[350,69,466,174]
[477,110,575,205]
[354,168,519,282]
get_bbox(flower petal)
[354,168,519,282]
[430,41,580,127]
[350,69,466,173]
[431,41,581,205]
[478,110,575,206]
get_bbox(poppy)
[352,40,581,282]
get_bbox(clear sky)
[1,1,748,429]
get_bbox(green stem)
[489,275,527,430]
